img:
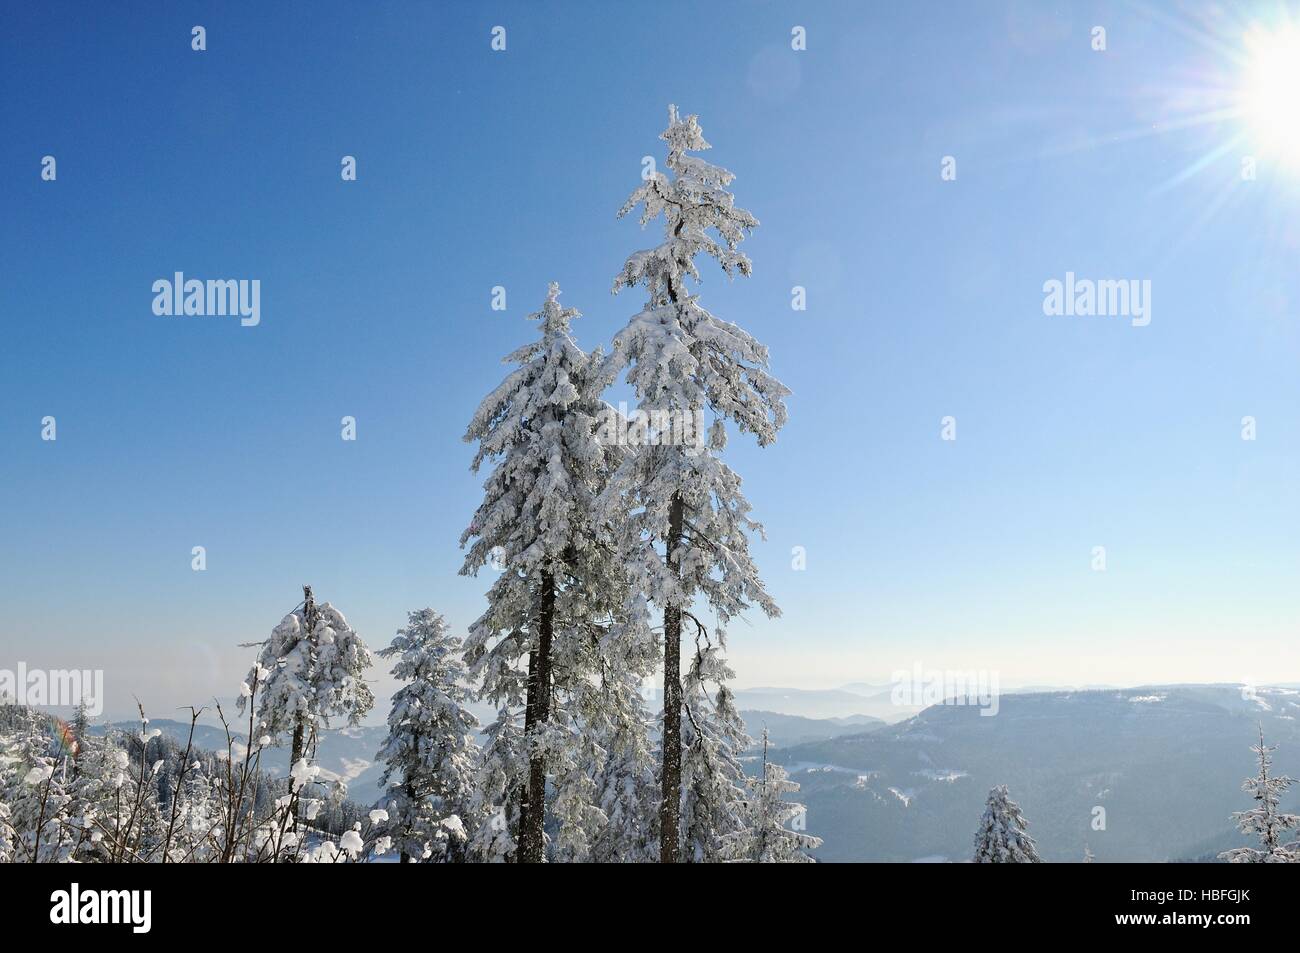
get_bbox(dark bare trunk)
[518,569,555,863]
[516,648,539,863]
[399,767,418,864]
[659,492,684,863]
[286,585,316,844]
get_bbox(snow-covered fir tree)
[467,707,526,862]
[973,784,1041,863]
[588,671,659,863]
[1219,727,1300,863]
[679,644,751,862]
[238,585,375,774]
[546,596,659,862]
[547,710,605,863]
[460,282,625,863]
[69,702,90,780]
[374,608,480,863]
[724,728,822,863]
[602,105,789,861]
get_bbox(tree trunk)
[518,569,556,863]
[516,648,539,863]
[400,773,418,864]
[292,584,317,771]
[286,585,316,848]
[659,492,684,863]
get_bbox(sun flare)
[1239,23,1300,169]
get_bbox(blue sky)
[3,1,1298,721]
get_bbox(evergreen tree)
[973,784,1041,863]
[460,282,622,863]
[588,671,659,863]
[547,713,605,863]
[69,701,90,779]
[724,729,822,863]
[603,105,789,861]
[239,585,375,775]
[468,707,526,863]
[1219,727,1300,863]
[374,608,480,863]
[548,604,653,862]
[679,644,751,861]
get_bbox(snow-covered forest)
[0,106,820,864]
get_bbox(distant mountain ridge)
[733,685,920,722]
[779,684,1300,862]
[739,710,884,749]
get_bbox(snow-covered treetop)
[379,608,471,689]
[607,105,788,448]
[240,598,375,739]
[614,105,756,288]
[460,284,623,707]
[462,283,591,474]
[461,282,609,579]
[598,107,791,638]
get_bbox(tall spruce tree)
[375,608,480,863]
[603,105,789,861]
[461,282,622,863]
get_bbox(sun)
[1239,23,1300,169]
